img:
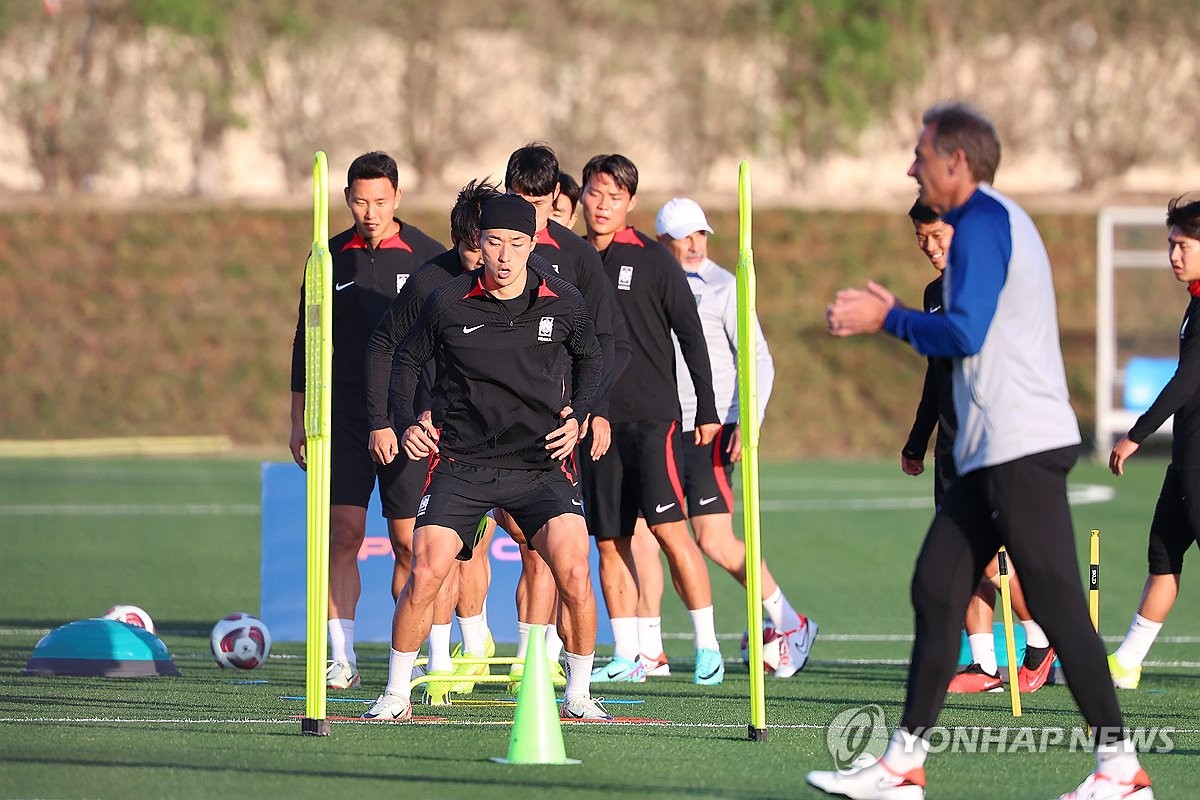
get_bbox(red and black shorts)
[682,423,737,517]
[1146,463,1200,575]
[328,389,428,518]
[416,457,583,560]
[582,419,686,539]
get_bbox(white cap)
[655,197,714,240]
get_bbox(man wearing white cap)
[628,198,819,678]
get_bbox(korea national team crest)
[538,316,555,342]
[397,273,410,292]
[618,265,634,291]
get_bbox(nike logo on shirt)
[335,281,355,291]
[928,305,941,313]
[571,499,583,506]
[462,324,485,334]
[655,502,676,513]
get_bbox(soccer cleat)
[1018,646,1056,693]
[946,662,1003,693]
[420,670,456,706]
[560,695,614,720]
[1108,653,1142,690]
[775,618,819,678]
[325,658,360,690]
[361,692,412,721]
[806,756,926,799]
[694,647,725,685]
[591,654,646,683]
[641,651,671,677]
[507,660,568,693]
[448,661,489,694]
[1057,768,1154,799]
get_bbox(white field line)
[759,483,1113,512]
[664,632,1200,644]
[1,716,1198,734]
[0,503,258,516]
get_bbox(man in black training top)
[289,151,443,692]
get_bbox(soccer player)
[362,194,609,721]
[365,178,502,702]
[579,154,726,685]
[550,171,582,229]
[289,151,443,691]
[902,201,1055,695]
[1107,193,1200,693]
[628,197,818,678]
[810,102,1153,800]
[501,143,631,690]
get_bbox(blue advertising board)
[260,462,612,644]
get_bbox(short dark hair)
[557,171,581,213]
[449,178,502,248]
[505,142,560,197]
[922,102,1000,184]
[908,201,941,225]
[1167,193,1200,240]
[346,151,399,190]
[582,154,639,196]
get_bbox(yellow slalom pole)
[736,160,767,742]
[302,151,333,736]
[997,547,1022,717]
[1089,530,1100,631]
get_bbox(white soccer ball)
[740,623,785,674]
[210,613,271,670]
[102,604,156,634]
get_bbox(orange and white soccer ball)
[103,604,156,634]
[210,613,271,670]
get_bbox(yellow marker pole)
[997,547,1022,717]
[301,151,333,736]
[737,161,767,742]
[1089,530,1100,631]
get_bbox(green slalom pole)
[737,160,767,742]
[302,151,333,736]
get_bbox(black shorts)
[1146,463,1200,575]
[329,387,428,518]
[682,423,736,516]
[416,457,583,560]
[582,419,686,539]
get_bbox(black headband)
[479,194,537,237]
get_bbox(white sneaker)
[361,692,412,721]
[1058,768,1154,799]
[775,618,819,678]
[325,658,360,689]
[806,756,925,799]
[640,652,671,677]
[560,695,613,720]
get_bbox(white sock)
[763,585,802,632]
[1022,619,1050,649]
[881,729,929,773]
[457,612,486,656]
[610,617,640,661]
[545,624,564,662]
[480,602,489,633]
[1114,614,1164,669]
[689,605,720,651]
[427,623,453,673]
[1096,738,1141,782]
[515,620,532,661]
[638,616,664,657]
[328,618,356,666]
[563,651,594,700]
[385,648,418,699]
[968,632,997,675]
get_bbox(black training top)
[1129,294,1200,469]
[290,220,444,401]
[597,227,718,427]
[535,219,631,418]
[392,267,601,469]
[903,276,957,464]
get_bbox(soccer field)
[1,456,1197,799]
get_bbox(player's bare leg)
[326,504,366,688]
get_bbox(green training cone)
[491,624,579,765]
